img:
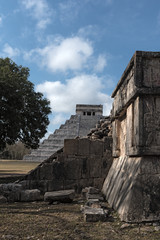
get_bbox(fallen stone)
[0,195,7,203]
[0,183,23,202]
[86,193,104,201]
[87,187,100,194]
[0,183,23,193]
[84,207,108,222]
[44,189,75,203]
[86,199,101,208]
[20,189,41,202]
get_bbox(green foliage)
[0,58,51,151]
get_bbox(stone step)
[30,147,60,155]
[23,155,50,162]
[38,144,63,149]
[49,133,77,139]
[43,138,64,144]
[23,112,103,162]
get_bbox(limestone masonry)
[2,50,160,224]
[23,104,103,162]
[19,137,112,193]
[102,51,160,222]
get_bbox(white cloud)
[0,16,2,26]
[21,0,52,29]
[36,74,112,120]
[52,114,68,126]
[24,36,93,72]
[2,43,20,58]
[94,55,107,72]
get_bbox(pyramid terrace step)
[23,108,103,162]
[42,139,64,145]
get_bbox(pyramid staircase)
[23,104,103,162]
[23,115,80,162]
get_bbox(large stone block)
[44,189,75,203]
[47,180,64,192]
[102,156,160,222]
[63,179,79,192]
[64,139,78,155]
[52,161,65,180]
[78,138,90,156]
[0,183,23,202]
[90,140,104,156]
[63,158,81,180]
[101,151,112,177]
[80,157,90,179]
[39,163,53,180]
[89,156,102,178]
[20,189,41,202]
[84,207,107,222]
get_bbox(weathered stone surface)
[86,199,101,208]
[87,187,100,194]
[44,189,75,203]
[0,195,7,203]
[87,193,104,201]
[24,105,103,162]
[64,139,78,155]
[84,207,108,222]
[20,189,41,202]
[47,179,64,192]
[78,138,90,156]
[0,183,23,202]
[103,51,160,223]
[89,156,102,178]
[19,132,112,193]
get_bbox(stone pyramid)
[23,104,103,162]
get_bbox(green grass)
[0,159,40,177]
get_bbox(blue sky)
[1,0,160,136]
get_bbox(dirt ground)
[0,201,160,240]
[0,160,160,240]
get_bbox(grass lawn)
[0,159,40,177]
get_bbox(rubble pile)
[87,116,112,140]
[81,187,109,222]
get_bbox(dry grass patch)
[0,159,40,177]
[0,201,160,240]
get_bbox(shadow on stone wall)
[18,138,113,194]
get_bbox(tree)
[0,58,51,151]
[0,142,31,160]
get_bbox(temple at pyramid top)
[23,104,104,162]
[76,104,103,116]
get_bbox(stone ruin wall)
[102,51,160,223]
[24,104,104,162]
[3,50,160,224]
[19,137,112,193]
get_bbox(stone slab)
[84,207,107,222]
[0,195,7,203]
[20,189,41,202]
[0,183,23,202]
[44,189,75,203]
